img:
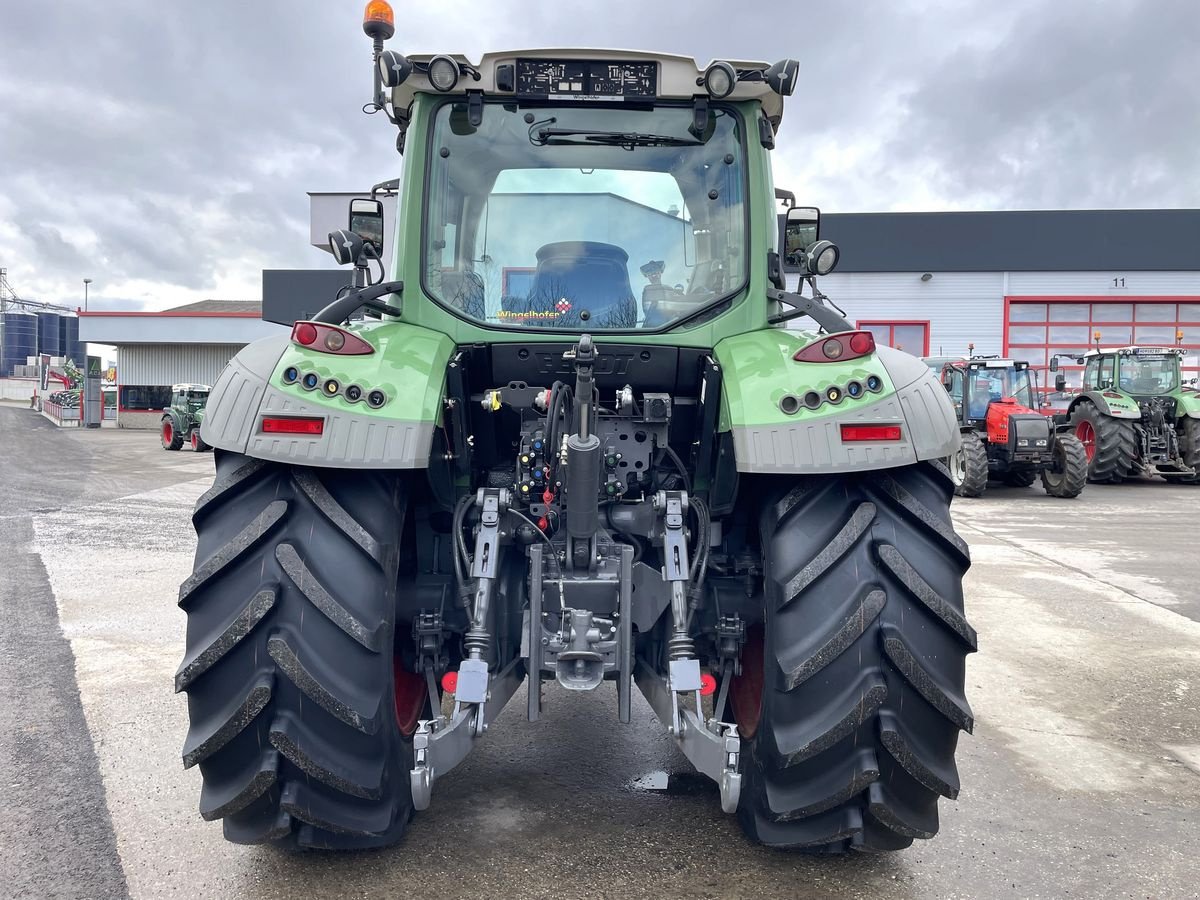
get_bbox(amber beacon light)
[363,1,395,39]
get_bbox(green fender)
[713,329,959,474]
[200,320,456,468]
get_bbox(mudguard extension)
[200,324,454,468]
[1066,390,1142,420]
[715,331,958,474]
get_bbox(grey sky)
[0,0,1196,311]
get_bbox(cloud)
[0,0,1196,310]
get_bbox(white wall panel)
[119,344,243,386]
[1007,271,1200,296]
[787,271,1006,357]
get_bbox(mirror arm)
[766,286,852,333]
[313,280,404,324]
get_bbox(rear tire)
[1181,418,1200,484]
[955,432,989,497]
[176,451,417,849]
[1069,402,1136,483]
[162,417,183,451]
[733,461,975,852]
[1041,435,1088,498]
[191,430,211,452]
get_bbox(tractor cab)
[940,358,1037,424]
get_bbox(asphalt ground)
[1,402,1198,899]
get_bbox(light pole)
[83,277,93,311]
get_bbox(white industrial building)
[79,300,284,428]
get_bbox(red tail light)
[291,321,374,355]
[261,416,325,435]
[840,424,902,442]
[794,331,876,363]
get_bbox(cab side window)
[1083,358,1100,389]
[943,369,964,406]
[1099,357,1116,389]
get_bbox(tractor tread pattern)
[1071,401,1138,482]
[179,451,414,850]
[175,587,277,692]
[881,624,974,733]
[198,749,280,821]
[779,588,885,690]
[955,432,989,498]
[267,635,379,734]
[1181,418,1200,484]
[877,544,977,650]
[178,501,288,606]
[780,502,875,604]
[738,462,972,854]
[292,470,382,563]
[1041,433,1089,498]
[182,674,273,769]
[275,543,382,651]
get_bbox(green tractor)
[161,383,212,452]
[1051,346,1200,482]
[933,357,1088,498]
[179,3,973,854]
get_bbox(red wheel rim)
[191,431,199,450]
[1075,421,1096,461]
[162,421,173,445]
[729,624,764,739]
[393,658,427,736]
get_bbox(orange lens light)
[362,1,395,38]
[364,1,394,26]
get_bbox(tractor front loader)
[177,3,974,855]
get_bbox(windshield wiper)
[533,127,704,150]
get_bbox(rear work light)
[794,331,876,363]
[840,424,902,442]
[261,416,325,436]
[291,321,374,355]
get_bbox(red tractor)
[930,356,1089,498]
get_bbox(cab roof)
[1081,345,1184,357]
[386,49,784,124]
[172,383,211,392]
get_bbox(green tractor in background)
[179,2,973,855]
[1051,346,1200,482]
[161,383,212,452]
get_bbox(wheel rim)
[191,431,199,450]
[729,624,764,739]
[393,658,427,736]
[949,444,967,486]
[1075,421,1096,461]
[162,421,173,445]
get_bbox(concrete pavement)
[2,405,1198,899]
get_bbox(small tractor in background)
[1051,345,1200,483]
[932,356,1088,498]
[161,383,212,452]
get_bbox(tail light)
[840,424,902,442]
[291,321,374,355]
[794,331,875,363]
[261,416,325,435]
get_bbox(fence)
[41,399,81,427]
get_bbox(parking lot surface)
[1,404,1198,899]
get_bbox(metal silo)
[1,312,38,375]
[60,315,84,366]
[37,312,61,357]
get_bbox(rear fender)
[1067,391,1141,420]
[715,331,958,475]
[1176,390,1200,419]
[199,322,455,468]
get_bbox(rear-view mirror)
[784,206,819,268]
[1055,374,1066,392]
[1049,357,1059,373]
[349,198,385,251]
